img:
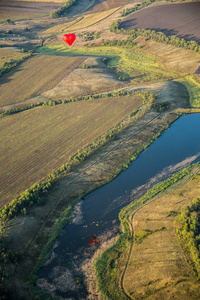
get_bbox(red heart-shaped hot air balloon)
[63,33,76,46]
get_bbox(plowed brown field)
[0,94,143,208]
[120,2,200,43]
[0,0,62,21]
[0,55,85,107]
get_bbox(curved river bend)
[38,113,200,299]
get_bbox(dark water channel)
[38,113,200,299]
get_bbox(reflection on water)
[37,114,200,299]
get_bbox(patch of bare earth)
[42,57,125,99]
[5,81,190,299]
[0,54,85,107]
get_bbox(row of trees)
[0,52,33,77]
[0,88,138,118]
[50,0,77,18]
[175,196,200,276]
[121,0,157,17]
[110,20,200,53]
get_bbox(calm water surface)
[38,113,200,299]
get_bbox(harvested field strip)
[0,94,143,207]
[177,75,200,107]
[87,0,131,13]
[0,55,84,107]
[123,166,200,299]
[39,45,176,83]
[0,49,27,68]
[134,36,200,74]
[0,0,63,22]
[44,7,120,34]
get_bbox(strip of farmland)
[120,2,200,43]
[0,55,85,107]
[0,0,63,21]
[0,95,143,208]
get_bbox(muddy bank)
[5,81,190,299]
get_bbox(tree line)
[0,51,33,78]
[110,20,200,53]
[0,89,147,118]
[50,0,78,18]
[175,195,200,276]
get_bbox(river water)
[37,113,200,299]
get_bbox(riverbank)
[4,80,192,299]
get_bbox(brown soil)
[120,2,200,43]
[4,80,191,299]
[0,0,63,21]
[42,57,125,100]
[0,54,85,107]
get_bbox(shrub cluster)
[50,0,77,18]
[135,227,166,243]
[0,235,22,296]
[152,101,170,112]
[100,34,137,48]
[175,196,200,276]
[0,179,54,220]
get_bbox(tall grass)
[177,75,200,107]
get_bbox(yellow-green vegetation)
[0,55,84,107]
[38,45,176,83]
[44,8,120,34]
[134,36,200,74]
[0,49,27,68]
[0,93,144,208]
[175,194,200,277]
[132,36,200,107]
[95,164,200,299]
[178,75,200,108]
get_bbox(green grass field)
[0,94,143,208]
[0,55,84,107]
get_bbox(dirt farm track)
[120,2,200,43]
